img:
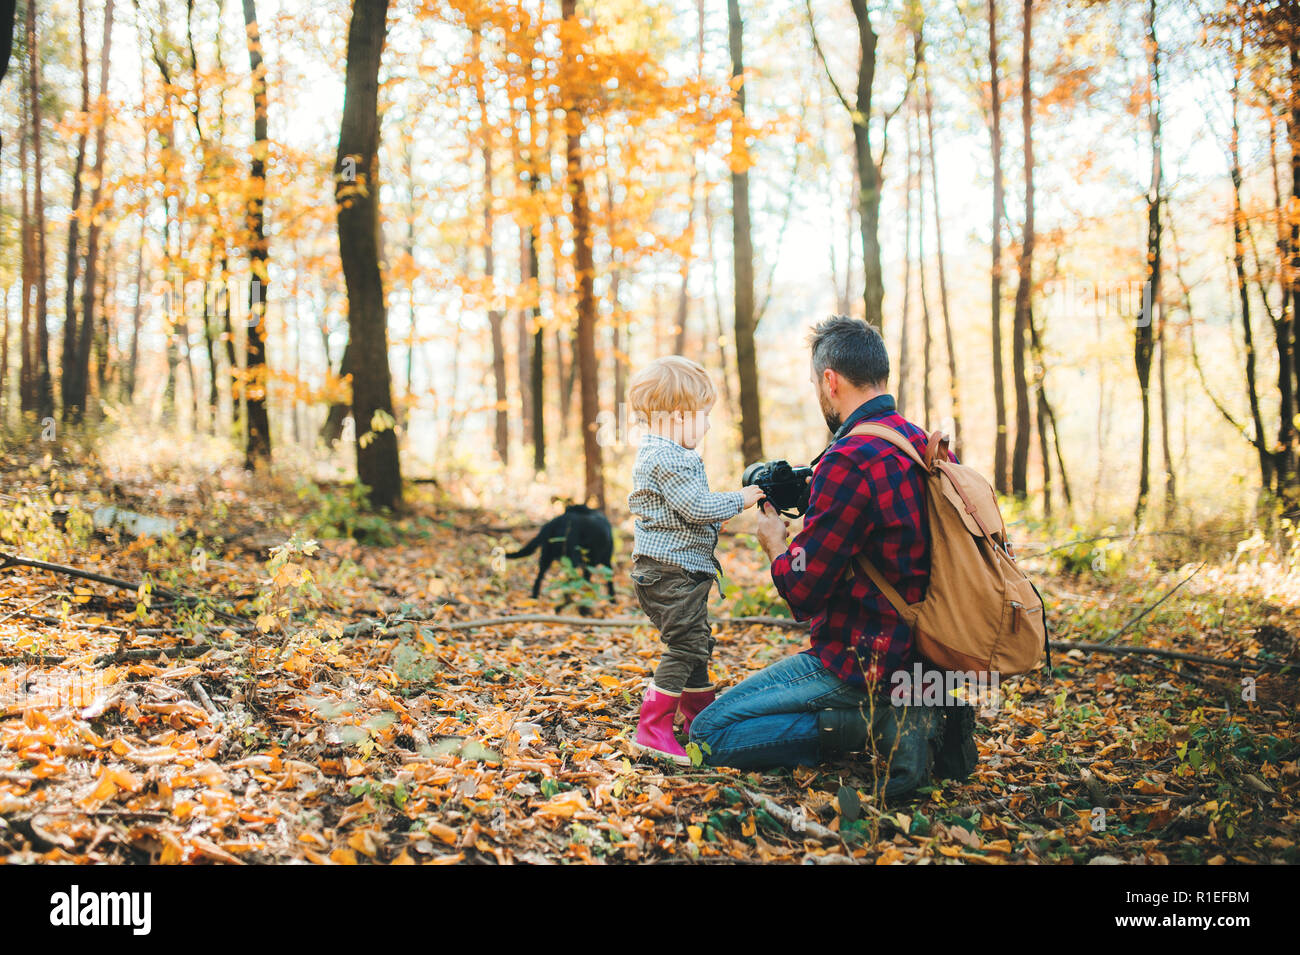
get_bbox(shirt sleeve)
[770,448,877,620]
[655,457,744,526]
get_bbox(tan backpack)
[847,423,1048,677]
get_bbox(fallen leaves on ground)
[0,444,1297,864]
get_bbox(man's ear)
[823,368,838,398]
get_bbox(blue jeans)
[689,652,940,794]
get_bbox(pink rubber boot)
[677,684,716,739]
[632,682,691,765]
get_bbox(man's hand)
[755,501,791,561]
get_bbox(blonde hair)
[627,356,717,423]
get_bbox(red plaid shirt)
[770,398,948,691]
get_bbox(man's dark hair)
[808,315,889,388]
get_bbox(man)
[689,315,976,798]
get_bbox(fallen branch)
[801,851,856,864]
[438,614,647,631]
[187,677,222,721]
[23,613,134,633]
[1101,561,1207,644]
[943,794,1020,818]
[739,787,838,844]
[0,593,57,624]
[339,609,1291,681]
[0,552,250,627]
[0,654,68,666]
[1019,527,1251,561]
[1080,767,1109,809]
[342,612,806,639]
[1119,653,1218,689]
[94,642,232,666]
[1050,640,1293,674]
[20,808,171,819]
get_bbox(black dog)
[506,504,614,599]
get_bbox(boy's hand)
[741,485,765,510]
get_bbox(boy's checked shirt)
[770,394,951,691]
[629,433,744,576]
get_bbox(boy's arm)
[656,460,744,526]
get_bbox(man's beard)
[818,386,841,433]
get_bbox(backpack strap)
[923,430,950,470]
[845,422,929,616]
[856,422,1003,542]
[847,423,930,471]
[854,552,912,616]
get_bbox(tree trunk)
[220,256,240,437]
[556,328,570,439]
[320,339,352,446]
[1029,307,1071,510]
[1010,0,1033,498]
[916,95,933,426]
[729,0,763,463]
[1276,37,1300,493]
[1134,0,1161,521]
[73,0,114,424]
[605,153,628,414]
[290,251,302,445]
[530,219,545,472]
[673,166,697,357]
[702,187,734,409]
[403,137,416,408]
[126,204,145,403]
[1157,286,1175,516]
[19,41,32,414]
[562,0,603,508]
[610,269,626,409]
[1035,343,1051,517]
[512,96,534,452]
[523,68,545,472]
[897,96,914,419]
[989,0,1009,493]
[922,49,961,451]
[441,299,464,458]
[241,0,272,468]
[517,229,534,449]
[843,164,856,316]
[335,0,400,508]
[1292,41,1300,446]
[202,250,218,431]
[182,302,199,428]
[141,19,180,422]
[213,2,233,430]
[1,272,8,425]
[61,0,89,421]
[849,0,882,331]
[27,0,52,420]
[474,25,508,467]
[487,304,508,467]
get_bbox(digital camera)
[742,460,813,517]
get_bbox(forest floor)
[0,436,1297,865]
